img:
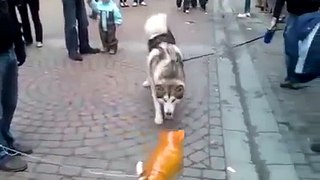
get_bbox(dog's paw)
[154,116,164,125]
[142,80,150,87]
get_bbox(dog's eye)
[175,85,184,92]
[155,85,165,98]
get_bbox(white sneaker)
[132,2,138,7]
[36,42,43,48]
[237,13,251,18]
[184,10,190,14]
[140,1,147,6]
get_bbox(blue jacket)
[295,11,320,40]
[89,0,122,31]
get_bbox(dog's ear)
[155,85,165,98]
[174,85,184,99]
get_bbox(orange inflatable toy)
[136,130,184,180]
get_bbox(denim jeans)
[0,48,18,159]
[283,14,318,83]
[62,0,90,54]
[244,0,251,13]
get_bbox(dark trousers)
[99,24,118,52]
[177,0,207,10]
[62,0,90,54]
[17,0,43,43]
[120,0,127,2]
[0,49,18,159]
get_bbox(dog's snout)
[165,112,172,116]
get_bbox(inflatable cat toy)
[136,130,184,180]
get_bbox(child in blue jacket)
[88,0,122,54]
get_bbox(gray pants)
[62,0,91,54]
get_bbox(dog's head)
[155,82,185,119]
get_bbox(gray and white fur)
[143,13,185,125]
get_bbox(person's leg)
[199,0,208,11]
[107,25,118,55]
[28,0,43,47]
[76,0,100,54]
[176,0,182,8]
[98,24,108,52]
[183,0,191,13]
[237,0,251,17]
[17,2,33,45]
[244,0,251,13]
[0,49,28,172]
[139,0,147,6]
[62,0,82,60]
[191,0,197,8]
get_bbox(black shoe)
[311,143,320,153]
[280,81,307,90]
[69,52,83,61]
[0,156,28,172]
[80,47,101,54]
[10,143,33,155]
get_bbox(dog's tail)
[144,13,168,39]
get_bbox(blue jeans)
[244,0,251,13]
[283,14,318,83]
[62,0,90,54]
[0,48,18,159]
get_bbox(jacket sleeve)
[113,5,122,25]
[273,0,286,19]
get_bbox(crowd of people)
[0,0,319,173]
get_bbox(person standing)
[62,0,100,61]
[237,0,251,18]
[17,0,43,48]
[268,0,320,89]
[0,0,33,172]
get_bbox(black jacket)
[273,0,320,19]
[0,0,25,62]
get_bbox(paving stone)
[182,168,202,177]
[203,170,226,179]
[63,157,89,166]
[59,166,82,176]
[35,164,59,174]
[211,157,226,170]
[291,153,307,164]
[189,151,208,163]
[50,148,73,156]
[74,147,94,155]
[58,142,81,150]
[35,173,62,180]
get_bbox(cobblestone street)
[0,0,223,179]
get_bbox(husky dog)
[143,13,185,125]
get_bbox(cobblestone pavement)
[0,0,226,179]
[226,1,320,180]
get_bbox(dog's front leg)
[151,88,163,125]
